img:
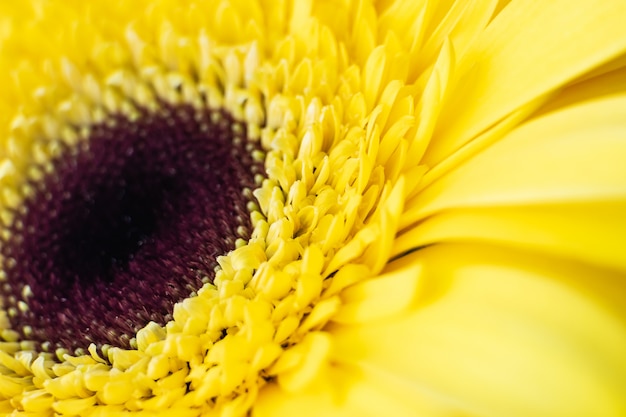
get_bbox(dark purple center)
[0,103,264,352]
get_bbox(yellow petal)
[425,0,626,165]
[255,364,456,417]
[403,94,626,225]
[419,0,498,70]
[332,251,421,324]
[254,368,359,417]
[330,244,626,417]
[534,64,626,117]
[394,201,626,272]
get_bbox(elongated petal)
[403,94,626,225]
[534,64,626,117]
[394,202,626,272]
[425,0,626,165]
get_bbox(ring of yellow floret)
[0,10,414,417]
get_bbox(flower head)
[1,0,625,416]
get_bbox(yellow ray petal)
[254,368,359,417]
[394,202,626,272]
[255,363,467,417]
[330,244,626,417]
[570,49,626,85]
[533,64,626,118]
[332,249,422,324]
[403,94,626,225]
[424,0,626,165]
[419,0,498,70]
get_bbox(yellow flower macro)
[1,0,626,415]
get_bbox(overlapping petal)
[425,0,626,166]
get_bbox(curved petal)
[255,360,473,417]
[424,0,626,165]
[403,94,626,225]
[329,244,626,417]
[393,201,626,272]
[533,63,626,118]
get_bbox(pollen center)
[0,103,264,352]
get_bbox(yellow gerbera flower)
[1,0,625,416]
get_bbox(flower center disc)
[0,103,264,352]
